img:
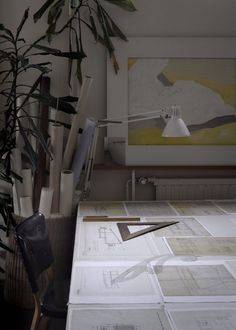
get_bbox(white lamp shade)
[162,105,190,137]
[162,117,190,137]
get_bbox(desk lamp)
[79,105,190,199]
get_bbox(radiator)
[155,178,236,200]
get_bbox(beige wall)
[1,0,236,200]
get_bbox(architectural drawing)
[148,217,211,237]
[78,201,127,216]
[154,264,236,299]
[214,200,236,213]
[166,237,236,256]
[170,201,225,216]
[125,201,177,216]
[70,265,162,304]
[168,307,236,330]
[77,222,157,260]
[67,307,172,330]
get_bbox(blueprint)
[168,305,236,330]
[125,201,177,216]
[67,306,172,330]
[70,264,162,304]
[166,237,236,256]
[214,200,236,213]
[148,217,211,237]
[78,201,127,216]
[77,221,157,260]
[170,201,225,216]
[154,264,236,301]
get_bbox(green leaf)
[31,93,77,114]
[104,0,137,11]
[33,0,56,22]
[16,8,29,40]
[48,0,64,25]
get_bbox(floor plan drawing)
[79,202,127,216]
[125,201,177,216]
[170,201,225,216]
[67,307,172,330]
[77,222,157,261]
[166,237,236,256]
[154,264,236,301]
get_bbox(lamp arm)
[97,108,171,127]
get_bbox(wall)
[1,0,236,200]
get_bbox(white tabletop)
[66,200,236,330]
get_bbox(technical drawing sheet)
[78,201,127,216]
[153,263,236,302]
[166,303,236,330]
[67,305,172,330]
[169,201,225,216]
[166,237,236,256]
[125,201,177,216]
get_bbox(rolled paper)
[11,148,23,213]
[12,184,20,216]
[49,123,64,212]
[59,170,74,217]
[22,169,33,198]
[39,187,53,219]
[62,76,93,170]
[20,196,33,218]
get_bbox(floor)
[0,281,67,330]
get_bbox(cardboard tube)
[39,187,53,219]
[60,170,74,217]
[62,76,93,169]
[22,169,33,198]
[20,197,33,218]
[49,123,64,212]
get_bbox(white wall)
[1,0,236,200]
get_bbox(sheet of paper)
[146,217,211,237]
[67,305,172,330]
[69,264,162,304]
[125,201,177,216]
[167,303,236,330]
[213,200,236,214]
[196,215,236,237]
[76,221,158,261]
[169,201,225,216]
[79,201,127,216]
[153,264,236,302]
[166,237,236,256]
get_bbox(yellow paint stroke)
[128,57,138,70]
[162,59,236,107]
[128,122,236,145]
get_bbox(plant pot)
[4,214,76,308]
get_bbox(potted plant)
[0,1,136,307]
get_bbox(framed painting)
[107,37,236,165]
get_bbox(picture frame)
[107,37,236,165]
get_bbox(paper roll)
[20,196,33,218]
[22,169,33,198]
[62,76,93,170]
[11,148,23,214]
[39,187,53,219]
[49,123,64,212]
[59,170,74,217]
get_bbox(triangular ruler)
[117,221,179,241]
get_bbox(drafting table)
[66,200,236,330]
